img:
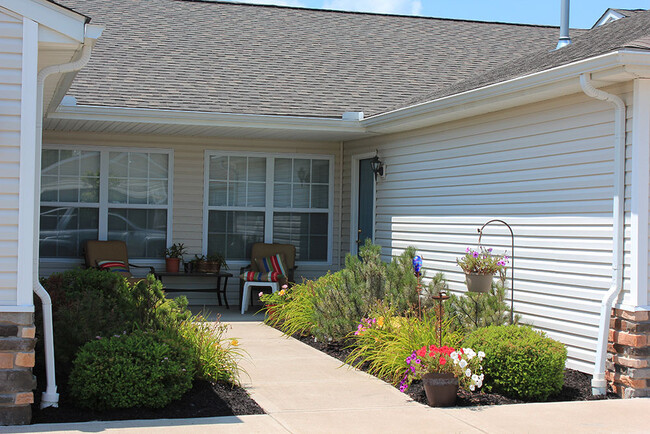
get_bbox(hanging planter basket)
[465,272,493,293]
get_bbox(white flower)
[465,368,472,377]
[471,374,479,383]
[450,351,458,360]
[470,385,475,391]
[459,359,468,369]
[479,374,484,381]
[478,351,485,359]
[476,379,483,388]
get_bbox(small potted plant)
[259,284,288,321]
[399,345,484,407]
[457,247,508,293]
[164,243,187,273]
[205,253,228,273]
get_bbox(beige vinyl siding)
[0,8,22,305]
[343,85,633,374]
[41,131,343,306]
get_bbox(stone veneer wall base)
[0,313,36,425]
[607,308,650,398]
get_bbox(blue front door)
[357,158,374,250]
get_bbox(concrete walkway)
[4,310,649,433]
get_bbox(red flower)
[439,356,447,365]
[459,348,464,355]
[417,346,427,357]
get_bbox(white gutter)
[49,104,366,133]
[579,74,626,396]
[364,50,650,134]
[33,23,103,409]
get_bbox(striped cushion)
[96,260,131,277]
[256,254,287,276]
[241,271,285,282]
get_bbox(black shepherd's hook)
[477,219,515,324]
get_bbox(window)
[204,152,333,262]
[40,147,172,259]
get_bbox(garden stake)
[431,291,449,347]
[412,256,423,319]
[477,219,515,324]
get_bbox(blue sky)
[222,0,649,28]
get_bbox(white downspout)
[33,24,103,409]
[579,74,626,396]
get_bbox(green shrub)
[68,330,195,410]
[309,242,421,341]
[176,315,244,384]
[37,269,191,387]
[463,325,567,401]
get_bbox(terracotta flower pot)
[422,372,458,407]
[165,257,181,273]
[465,272,493,293]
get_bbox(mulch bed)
[294,333,620,406]
[31,380,264,424]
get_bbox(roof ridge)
[175,0,566,30]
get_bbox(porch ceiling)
[44,105,372,141]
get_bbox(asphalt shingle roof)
[56,0,566,118]
[401,9,650,109]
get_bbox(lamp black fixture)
[370,151,384,180]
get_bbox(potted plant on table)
[457,247,508,293]
[400,345,485,407]
[193,253,228,273]
[164,243,187,273]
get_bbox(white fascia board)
[0,0,87,42]
[363,50,650,134]
[48,105,367,134]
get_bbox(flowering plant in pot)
[457,247,508,293]
[164,243,187,273]
[399,345,484,407]
[259,284,289,320]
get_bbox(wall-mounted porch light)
[370,150,385,180]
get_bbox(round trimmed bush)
[463,325,567,401]
[68,330,195,410]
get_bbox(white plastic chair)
[241,281,279,314]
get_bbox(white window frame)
[203,150,335,265]
[40,144,174,263]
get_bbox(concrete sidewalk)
[4,315,648,433]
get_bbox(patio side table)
[157,271,233,308]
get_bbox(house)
[1,0,649,424]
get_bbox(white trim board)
[630,79,650,307]
[16,18,39,307]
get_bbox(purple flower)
[487,248,493,253]
[472,251,479,258]
[466,247,471,253]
